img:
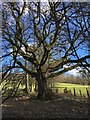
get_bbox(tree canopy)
[1,2,90,98]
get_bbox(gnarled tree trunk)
[36,70,47,99]
[37,78,47,99]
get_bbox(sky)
[66,68,80,77]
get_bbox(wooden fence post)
[86,88,89,97]
[73,87,76,96]
[56,89,58,93]
[79,90,82,96]
[64,87,67,94]
[51,84,52,92]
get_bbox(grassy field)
[49,83,90,97]
[0,81,90,97]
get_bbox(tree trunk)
[37,78,47,99]
[25,57,30,94]
[24,72,30,94]
[36,71,47,99]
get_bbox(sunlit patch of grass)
[50,83,90,97]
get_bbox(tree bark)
[37,78,47,99]
[36,70,47,99]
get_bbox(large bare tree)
[1,2,90,99]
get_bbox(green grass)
[0,81,90,97]
[49,83,90,97]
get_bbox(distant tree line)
[47,74,89,85]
